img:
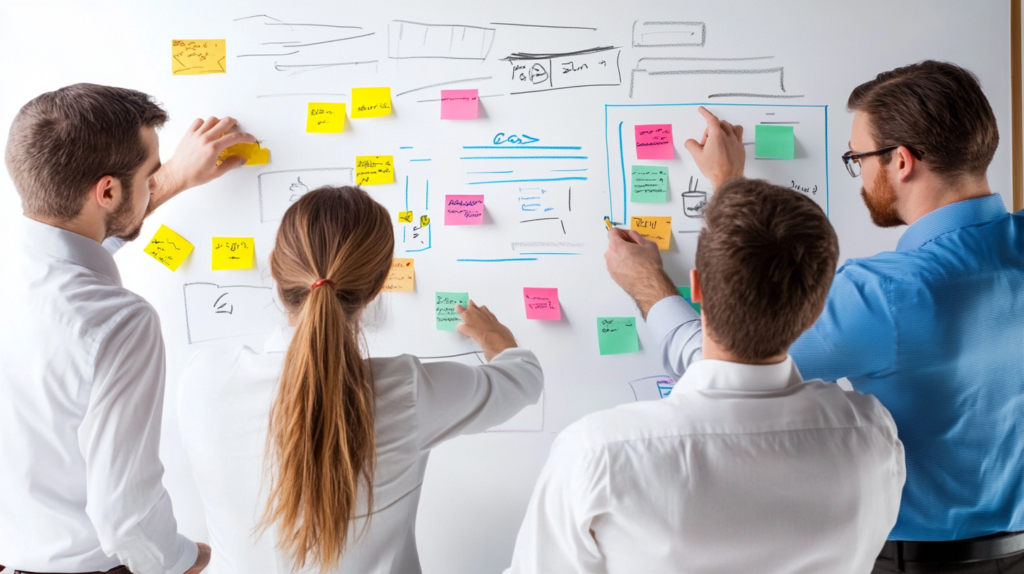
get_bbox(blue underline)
[409,158,432,162]
[460,156,587,160]
[462,145,582,150]
[551,169,588,172]
[456,258,538,262]
[467,170,513,174]
[519,252,582,255]
[468,177,587,185]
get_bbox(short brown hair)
[5,83,168,220]
[696,180,838,362]
[848,60,998,179]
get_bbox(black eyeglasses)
[841,146,924,177]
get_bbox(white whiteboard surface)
[0,2,1011,572]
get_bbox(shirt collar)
[264,326,295,353]
[674,355,804,393]
[896,194,1007,253]
[20,217,122,285]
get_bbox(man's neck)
[701,330,788,365]
[900,175,991,226]
[29,214,106,244]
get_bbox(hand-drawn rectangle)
[504,47,621,95]
[631,21,706,47]
[258,168,354,223]
[388,21,495,60]
[183,282,283,344]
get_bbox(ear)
[690,268,703,303]
[89,175,122,211]
[893,145,918,183]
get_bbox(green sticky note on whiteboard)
[597,317,639,355]
[755,124,795,160]
[631,165,668,202]
[436,292,468,331]
[677,286,702,314]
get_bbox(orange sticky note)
[211,237,255,270]
[218,142,269,165]
[171,40,226,75]
[383,258,415,292]
[144,224,193,271]
[631,216,672,250]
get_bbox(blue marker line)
[468,177,587,185]
[457,258,538,262]
[462,145,582,150]
[404,176,409,211]
[551,169,588,172]
[400,146,413,149]
[425,180,429,210]
[824,105,830,218]
[403,227,406,242]
[410,158,432,162]
[468,170,513,174]
[604,106,613,221]
[406,223,432,253]
[519,252,582,255]
[460,156,587,160]
[618,121,626,222]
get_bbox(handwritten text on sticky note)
[355,156,395,185]
[441,89,479,120]
[631,216,672,250]
[351,87,392,118]
[383,258,415,292]
[172,40,226,75]
[631,166,668,202]
[597,317,639,355]
[524,288,561,321]
[445,195,484,225]
[307,102,346,133]
[398,211,413,223]
[218,142,269,166]
[436,292,469,331]
[144,224,194,271]
[635,124,674,159]
[211,237,255,270]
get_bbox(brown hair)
[695,179,838,362]
[847,60,998,179]
[263,186,395,571]
[5,83,168,220]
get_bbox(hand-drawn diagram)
[233,14,379,77]
[682,176,708,218]
[183,283,284,344]
[628,375,676,401]
[631,21,706,47]
[257,167,354,223]
[629,57,804,100]
[518,186,572,235]
[388,21,496,60]
[503,47,621,94]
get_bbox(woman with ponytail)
[178,186,543,573]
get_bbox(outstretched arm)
[683,106,747,190]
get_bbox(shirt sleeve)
[79,304,198,574]
[102,237,127,255]
[415,347,543,451]
[789,262,898,382]
[645,295,703,380]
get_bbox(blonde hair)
[262,186,394,571]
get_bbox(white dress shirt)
[177,328,543,574]
[507,353,905,574]
[0,219,197,574]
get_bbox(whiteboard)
[0,1,1012,572]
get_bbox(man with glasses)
[605,60,1024,572]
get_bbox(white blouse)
[178,327,542,574]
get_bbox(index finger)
[697,106,722,130]
[213,131,258,152]
[200,116,239,139]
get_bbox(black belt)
[878,531,1024,567]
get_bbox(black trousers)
[873,551,1024,573]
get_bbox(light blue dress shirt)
[648,194,1024,541]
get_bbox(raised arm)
[683,106,747,190]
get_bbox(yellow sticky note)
[171,40,226,75]
[383,258,415,292]
[218,142,269,166]
[420,215,430,227]
[398,211,413,223]
[351,87,392,118]
[631,216,672,250]
[211,237,255,270]
[356,155,395,185]
[144,224,194,271]
[307,102,346,133]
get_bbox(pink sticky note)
[441,89,479,120]
[524,288,561,320]
[635,124,674,159]
[445,195,485,225]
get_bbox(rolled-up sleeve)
[80,303,197,574]
[646,295,703,380]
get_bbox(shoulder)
[555,399,679,454]
[368,354,423,396]
[180,344,264,401]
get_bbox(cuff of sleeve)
[167,535,199,574]
[102,237,127,255]
[646,295,700,342]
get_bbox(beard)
[860,167,905,228]
[107,179,144,242]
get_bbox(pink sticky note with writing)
[441,89,479,120]
[635,124,674,159]
[445,195,485,225]
[524,288,561,321]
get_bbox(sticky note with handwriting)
[211,237,255,270]
[144,224,193,271]
[597,317,639,355]
[218,142,269,166]
[677,286,702,314]
[383,258,415,292]
[351,87,392,118]
[355,156,394,185]
[441,89,479,120]
[635,124,674,159]
[420,215,431,227]
[631,216,672,250]
[755,124,795,160]
[307,102,346,133]
[172,40,226,75]
[436,292,469,331]
[445,195,484,225]
[398,211,413,223]
[631,166,668,202]
[524,288,561,321]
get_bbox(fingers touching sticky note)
[441,89,479,120]
[597,317,639,355]
[631,166,669,203]
[524,288,560,321]
[219,142,269,166]
[631,216,672,250]
[635,124,674,159]
[351,87,392,118]
[144,225,194,271]
[755,124,795,160]
[172,40,226,75]
[212,237,255,270]
[436,292,469,331]
[383,258,415,292]
[307,103,346,133]
[356,156,395,185]
[445,195,484,225]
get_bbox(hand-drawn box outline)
[628,375,676,401]
[603,103,829,225]
[387,20,496,60]
[629,57,804,100]
[501,47,622,95]
[257,167,354,223]
[183,282,281,344]
[632,20,706,48]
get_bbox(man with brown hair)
[506,180,905,574]
[611,61,1024,572]
[0,83,255,574]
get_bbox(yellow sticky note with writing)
[631,216,672,250]
[211,237,255,270]
[398,211,413,223]
[420,215,430,227]
[144,224,194,271]
[351,87,392,118]
[383,258,415,292]
[218,142,269,166]
[356,156,395,185]
[171,40,226,75]
[307,102,346,133]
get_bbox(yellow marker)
[144,224,194,271]
[211,237,255,270]
[306,102,346,133]
[382,258,415,292]
[218,142,269,166]
[631,216,672,250]
[398,211,413,223]
[355,155,394,185]
[604,217,614,230]
[171,40,226,75]
[351,87,392,118]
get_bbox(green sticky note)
[677,286,702,314]
[631,165,668,202]
[755,124,795,160]
[597,317,639,355]
[436,292,469,331]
